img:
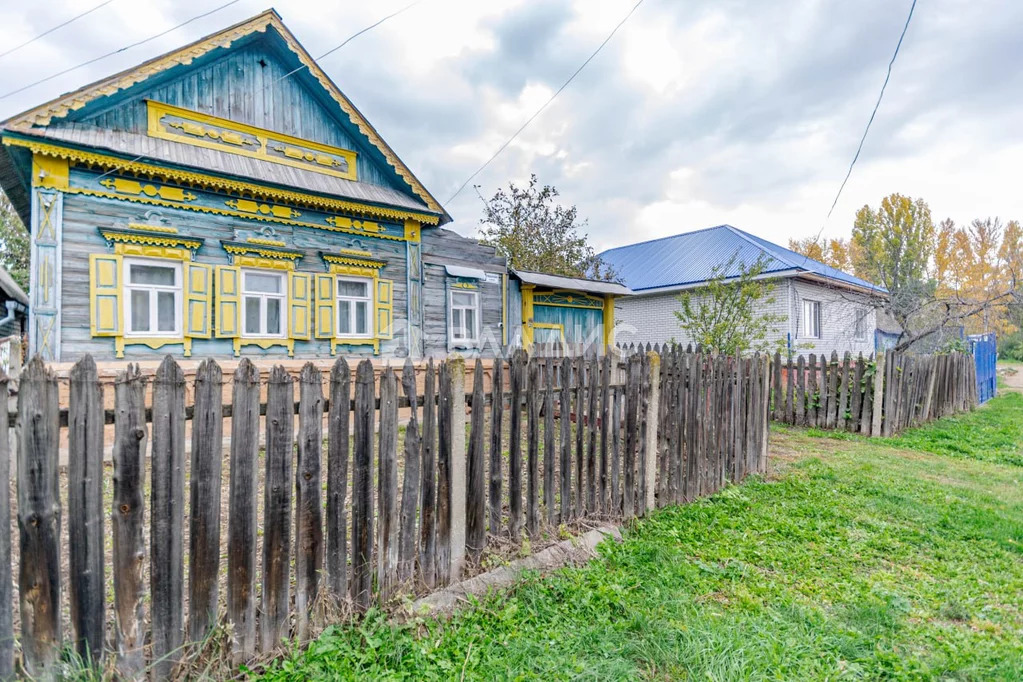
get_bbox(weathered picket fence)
[769,350,978,436]
[0,346,770,679]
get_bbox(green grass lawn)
[257,395,1023,681]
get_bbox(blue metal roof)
[599,224,886,293]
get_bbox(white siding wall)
[615,276,876,356]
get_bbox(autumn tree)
[851,193,935,292]
[478,175,617,281]
[787,236,855,272]
[674,253,788,355]
[0,191,28,291]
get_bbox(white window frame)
[241,269,287,339]
[802,299,821,339]
[336,275,374,338]
[123,257,183,338]
[449,288,480,345]
[853,309,869,341]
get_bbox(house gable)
[1,10,447,221]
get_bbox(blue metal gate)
[968,333,997,403]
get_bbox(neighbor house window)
[854,310,868,341]
[449,290,479,344]
[802,300,821,339]
[337,276,373,337]
[125,259,181,336]
[242,270,286,337]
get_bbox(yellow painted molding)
[521,284,535,348]
[2,11,446,215]
[233,337,295,357]
[339,247,373,257]
[603,295,615,350]
[100,227,202,256]
[148,100,358,181]
[451,281,478,289]
[100,176,198,203]
[117,336,193,358]
[532,322,565,342]
[322,253,386,275]
[32,153,68,190]
[126,222,178,234]
[226,198,301,219]
[403,219,421,243]
[4,138,442,225]
[245,236,286,247]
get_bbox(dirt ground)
[998,361,1022,392]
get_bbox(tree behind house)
[478,174,618,281]
[0,190,28,292]
[674,253,787,355]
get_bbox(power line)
[445,0,646,205]
[0,0,243,101]
[803,0,918,258]
[266,0,424,91]
[93,1,419,183]
[0,0,116,61]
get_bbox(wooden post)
[67,356,104,663]
[623,355,639,519]
[447,356,467,580]
[508,350,524,538]
[111,364,146,678]
[227,359,259,660]
[600,353,611,513]
[17,357,62,678]
[872,351,886,437]
[543,356,556,525]
[488,356,503,536]
[772,351,783,421]
[825,351,839,429]
[398,359,421,587]
[527,356,541,536]
[261,366,294,648]
[466,360,486,563]
[420,360,437,589]
[586,352,599,513]
[296,364,324,636]
[644,351,660,513]
[351,360,375,609]
[326,358,350,599]
[806,354,818,427]
[850,354,864,431]
[150,356,185,679]
[837,353,851,430]
[574,354,585,519]
[794,355,806,427]
[187,360,223,645]
[377,367,399,602]
[560,356,572,523]
[784,356,795,424]
[0,371,11,680]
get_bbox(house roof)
[0,9,449,223]
[599,224,886,294]
[512,269,632,297]
[0,268,28,307]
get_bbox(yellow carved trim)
[126,222,178,234]
[116,336,193,358]
[322,254,386,275]
[246,236,287,247]
[100,228,201,254]
[100,176,197,202]
[226,198,301,219]
[403,219,421,243]
[603,295,615,350]
[112,243,191,260]
[451,281,478,290]
[233,337,295,357]
[339,247,372,257]
[521,284,535,349]
[326,215,380,233]
[3,11,445,215]
[32,153,69,190]
[148,100,358,181]
[532,322,565,342]
[4,138,442,225]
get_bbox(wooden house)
[0,10,511,362]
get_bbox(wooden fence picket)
[187,360,223,645]
[398,359,422,587]
[351,360,376,610]
[296,364,324,637]
[377,367,399,601]
[326,358,350,598]
[526,356,540,537]
[488,356,503,536]
[420,359,437,589]
[509,350,525,538]
[67,357,104,663]
[150,357,185,679]
[261,366,294,649]
[544,356,556,524]
[0,371,10,680]
[228,359,260,660]
[466,360,486,563]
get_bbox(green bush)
[998,333,1023,361]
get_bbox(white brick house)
[600,225,885,356]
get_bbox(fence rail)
[1,346,770,679]
[768,350,977,435]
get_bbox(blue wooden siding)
[506,278,522,346]
[968,333,997,403]
[59,191,409,361]
[74,40,399,190]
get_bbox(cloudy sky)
[1,0,1021,253]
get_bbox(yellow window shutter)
[89,253,122,337]
[289,271,312,341]
[185,263,212,338]
[314,273,336,339]
[215,265,241,338]
[376,278,393,340]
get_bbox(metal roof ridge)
[599,224,732,255]
[720,224,802,270]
